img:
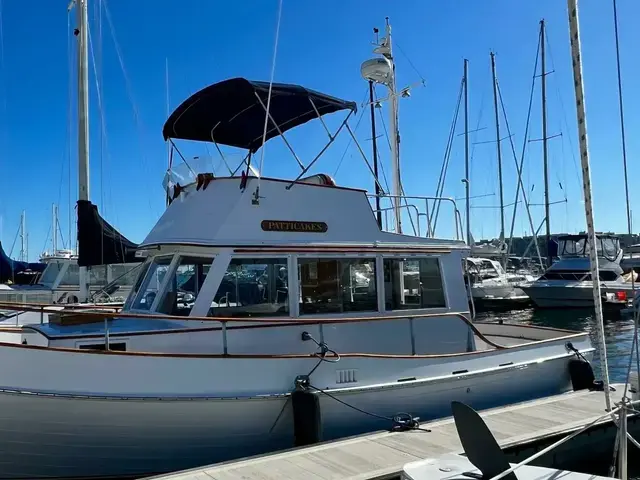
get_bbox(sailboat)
[0,0,145,334]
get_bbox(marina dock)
[147,385,630,480]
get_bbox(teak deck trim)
[145,385,624,480]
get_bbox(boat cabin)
[539,234,624,282]
[20,78,476,358]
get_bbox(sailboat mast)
[52,204,58,253]
[540,20,551,267]
[463,59,471,246]
[369,80,382,229]
[77,0,90,302]
[490,52,505,263]
[19,211,25,262]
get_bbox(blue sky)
[0,0,638,260]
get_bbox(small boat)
[466,257,534,311]
[521,233,636,308]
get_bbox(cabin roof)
[140,176,467,251]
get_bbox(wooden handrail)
[0,301,508,350]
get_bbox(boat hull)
[522,282,635,309]
[0,337,592,479]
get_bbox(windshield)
[557,236,620,260]
[125,256,172,311]
[38,261,64,287]
[558,238,587,256]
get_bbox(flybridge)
[158,76,464,244]
[162,77,359,199]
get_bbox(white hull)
[0,331,592,479]
[522,281,635,308]
[472,284,528,300]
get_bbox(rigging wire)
[505,30,540,260]
[374,100,419,235]
[498,81,544,268]
[612,0,631,236]
[0,0,5,189]
[66,8,74,252]
[87,7,110,265]
[256,0,284,187]
[466,73,487,241]
[333,87,370,177]
[432,77,463,233]
[394,42,427,84]
[544,33,582,204]
[97,0,105,218]
[102,0,155,216]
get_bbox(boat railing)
[0,301,588,358]
[368,194,464,241]
[0,301,513,355]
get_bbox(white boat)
[521,233,636,308]
[0,250,138,307]
[0,67,598,478]
[0,249,141,344]
[466,257,535,310]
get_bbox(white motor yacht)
[521,233,636,308]
[466,257,535,310]
[0,76,597,479]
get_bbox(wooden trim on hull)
[0,330,588,359]
[0,302,583,335]
[138,244,463,253]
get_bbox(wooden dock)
[147,386,626,480]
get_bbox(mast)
[540,20,551,267]
[566,0,611,410]
[490,51,505,264]
[463,59,471,246]
[19,211,25,262]
[384,18,402,234]
[76,0,90,302]
[369,80,382,229]
[52,204,58,254]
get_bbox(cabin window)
[129,256,173,310]
[384,257,446,310]
[58,264,80,286]
[89,266,108,286]
[209,258,289,318]
[110,264,138,286]
[78,342,126,351]
[298,258,377,314]
[123,260,151,309]
[155,256,213,317]
[39,261,64,286]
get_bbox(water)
[477,307,639,478]
[476,307,638,383]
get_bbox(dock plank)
[148,386,624,480]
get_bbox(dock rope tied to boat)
[297,331,431,433]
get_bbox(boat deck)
[146,385,624,480]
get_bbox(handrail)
[373,204,421,236]
[0,301,511,351]
[367,193,464,241]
